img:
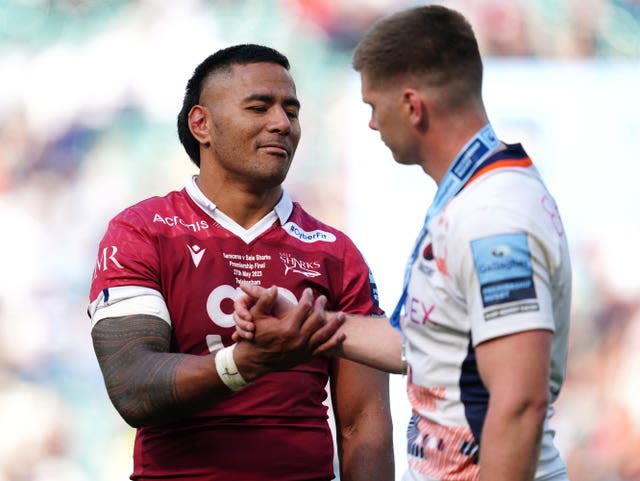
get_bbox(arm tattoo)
[91,315,187,427]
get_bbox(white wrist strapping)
[215,344,248,391]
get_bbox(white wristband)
[215,344,248,392]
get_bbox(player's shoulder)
[284,202,357,248]
[457,160,550,215]
[108,188,187,229]
[288,202,339,230]
[450,171,544,226]
[476,169,544,199]
[447,166,562,248]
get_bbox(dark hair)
[177,44,291,167]
[353,5,483,110]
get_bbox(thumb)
[249,285,278,318]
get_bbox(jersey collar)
[185,174,294,224]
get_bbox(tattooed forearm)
[92,315,208,427]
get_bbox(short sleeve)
[88,208,162,313]
[336,238,385,317]
[449,204,555,346]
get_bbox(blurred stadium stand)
[0,1,638,480]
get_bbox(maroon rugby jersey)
[88,177,383,481]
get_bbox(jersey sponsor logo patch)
[282,221,336,243]
[93,246,123,279]
[471,232,537,308]
[280,253,321,278]
[187,244,206,267]
[153,213,209,232]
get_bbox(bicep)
[91,314,178,424]
[475,329,551,404]
[92,314,171,372]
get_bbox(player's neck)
[424,112,491,186]
[195,175,282,229]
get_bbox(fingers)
[282,288,314,328]
[298,287,314,307]
[239,282,267,299]
[234,297,255,323]
[233,285,310,345]
[236,283,268,321]
[248,285,278,318]
[298,295,328,340]
[271,289,296,317]
[234,283,265,322]
[232,286,343,362]
[233,316,256,341]
[299,297,345,350]
[233,286,262,342]
[312,332,346,357]
[309,311,346,356]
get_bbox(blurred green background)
[0,1,639,480]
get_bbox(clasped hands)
[232,284,346,370]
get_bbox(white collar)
[185,175,294,243]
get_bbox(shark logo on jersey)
[187,244,206,267]
[282,222,336,243]
[280,253,321,278]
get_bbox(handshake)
[225,284,403,391]
[232,284,347,369]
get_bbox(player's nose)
[267,106,292,134]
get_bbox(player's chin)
[391,149,417,166]
[383,143,404,164]
[255,168,290,188]
[269,156,292,173]
[391,152,407,165]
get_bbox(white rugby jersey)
[401,144,571,481]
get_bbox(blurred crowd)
[0,1,639,480]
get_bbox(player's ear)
[403,89,428,132]
[188,105,211,146]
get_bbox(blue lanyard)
[389,123,500,329]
